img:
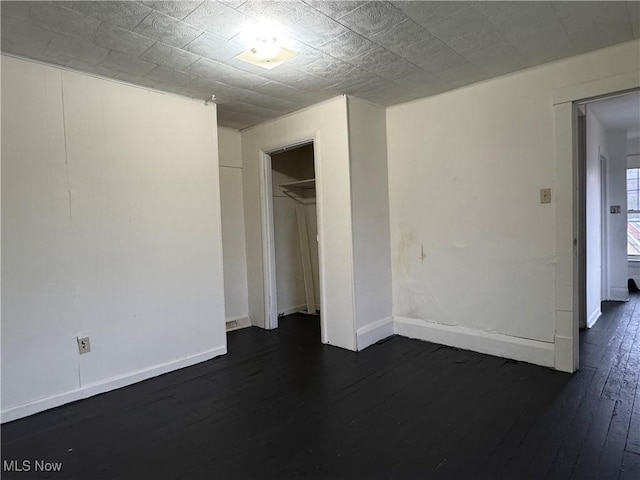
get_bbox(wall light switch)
[540,188,551,204]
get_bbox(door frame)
[553,72,639,372]
[259,138,327,340]
[600,153,609,301]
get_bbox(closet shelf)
[280,178,316,204]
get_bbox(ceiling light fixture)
[235,22,298,70]
[252,34,280,60]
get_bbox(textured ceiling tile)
[216,108,260,130]
[216,100,282,120]
[98,50,158,76]
[47,33,110,65]
[376,61,425,83]
[286,10,351,46]
[426,5,494,43]
[629,2,640,38]
[478,1,545,23]
[464,43,530,76]
[369,19,427,53]
[183,2,252,40]
[336,1,406,37]
[445,27,505,55]
[217,87,298,112]
[360,88,414,106]
[7,40,72,67]
[1,16,54,50]
[297,56,356,81]
[397,34,449,65]
[238,0,349,45]
[317,30,379,61]
[553,2,634,52]
[27,2,101,42]
[419,47,470,74]
[111,71,151,86]
[188,76,234,96]
[261,65,335,91]
[144,65,196,88]
[347,46,403,73]
[284,48,332,69]
[0,1,30,21]
[283,88,334,107]
[3,0,637,130]
[67,58,122,78]
[369,61,422,82]
[184,32,245,62]
[397,1,473,27]
[235,1,297,30]
[69,1,152,30]
[393,70,445,88]
[570,24,635,54]
[510,30,575,65]
[252,81,298,97]
[185,57,268,90]
[94,22,156,57]
[489,4,569,46]
[219,0,248,9]
[141,1,202,21]
[303,0,369,19]
[162,84,206,99]
[140,42,201,70]
[336,73,383,92]
[133,10,202,48]
[224,56,276,76]
[1,38,13,52]
[433,62,488,88]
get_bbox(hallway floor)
[2,298,639,479]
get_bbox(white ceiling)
[2,1,639,129]
[589,92,640,138]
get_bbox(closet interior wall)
[271,145,320,316]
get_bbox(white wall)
[585,107,606,326]
[218,127,249,324]
[1,55,226,422]
[241,96,357,350]
[605,129,629,302]
[387,40,640,368]
[347,97,393,349]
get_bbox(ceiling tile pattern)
[1,1,638,129]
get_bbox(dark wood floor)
[2,296,640,479]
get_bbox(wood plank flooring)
[2,295,639,479]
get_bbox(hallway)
[2,299,639,479]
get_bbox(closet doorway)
[261,141,322,337]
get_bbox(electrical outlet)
[540,188,551,204]
[77,336,91,354]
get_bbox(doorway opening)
[576,91,640,336]
[261,141,322,338]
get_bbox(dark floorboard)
[2,295,640,479]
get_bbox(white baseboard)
[1,345,226,424]
[278,303,321,316]
[356,316,394,351]
[608,287,629,302]
[393,316,555,368]
[587,307,601,329]
[554,334,577,373]
[226,316,251,331]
